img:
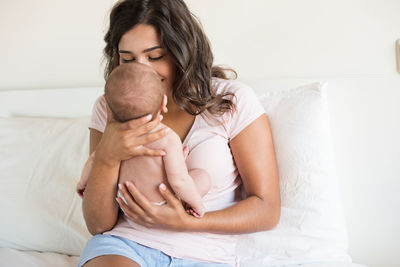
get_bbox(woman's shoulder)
[211,77,260,109]
[211,77,254,95]
[94,94,106,107]
[89,95,107,133]
[92,95,107,117]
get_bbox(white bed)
[1,77,392,267]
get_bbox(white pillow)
[237,82,352,266]
[0,116,91,256]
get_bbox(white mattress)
[0,248,367,267]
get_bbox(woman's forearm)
[82,156,121,235]
[187,195,280,234]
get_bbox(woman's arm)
[116,114,280,234]
[82,111,169,235]
[191,114,280,233]
[89,128,102,154]
[82,128,121,235]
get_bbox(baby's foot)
[186,205,205,218]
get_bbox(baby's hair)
[104,63,164,122]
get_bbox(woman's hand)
[95,103,170,166]
[115,181,193,231]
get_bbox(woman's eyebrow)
[119,46,163,54]
[143,46,163,53]
[119,50,132,54]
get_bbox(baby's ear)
[161,94,168,113]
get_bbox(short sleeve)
[88,95,107,133]
[228,82,265,139]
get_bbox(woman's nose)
[136,57,151,67]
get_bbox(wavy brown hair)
[104,0,236,116]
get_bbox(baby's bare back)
[118,132,173,203]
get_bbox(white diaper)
[117,191,166,206]
[152,200,167,206]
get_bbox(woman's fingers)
[135,146,166,157]
[132,113,164,137]
[101,110,170,161]
[124,126,170,157]
[133,127,170,147]
[115,182,191,230]
[121,114,153,131]
[122,113,165,137]
[125,181,155,214]
[117,183,147,219]
[158,183,181,207]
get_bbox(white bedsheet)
[0,248,79,267]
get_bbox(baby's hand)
[76,180,87,198]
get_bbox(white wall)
[0,0,113,90]
[1,0,399,90]
[1,1,399,266]
[188,0,400,79]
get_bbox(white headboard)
[0,88,103,118]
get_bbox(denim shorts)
[77,234,234,267]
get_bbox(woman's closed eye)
[121,55,164,63]
[149,55,164,61]
[121,58,134,63]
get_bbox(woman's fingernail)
[160,151,166,156]
[160,183,166,191]
[145,114,152,121]
[118,184,122,190]
[160,115,163,121]
[126,181,134,189]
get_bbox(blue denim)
[77,234,234,267]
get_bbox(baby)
[76,63,211,217]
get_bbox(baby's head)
[104,63,165,122]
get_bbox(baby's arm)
[162,134,209,217]
[76,152,96,198]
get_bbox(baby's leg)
[188,168,211,197]
[169,169,210,218]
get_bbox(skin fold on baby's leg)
[189,168,211,197]
[185,168,211,217]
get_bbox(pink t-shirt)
[88,78,265,266]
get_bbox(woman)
[79,0,280,266]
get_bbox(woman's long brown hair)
[104,0,236,116]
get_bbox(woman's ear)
[161,94,168,113]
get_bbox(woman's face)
[118,24,176,96]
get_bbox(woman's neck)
[162,103,195,142]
